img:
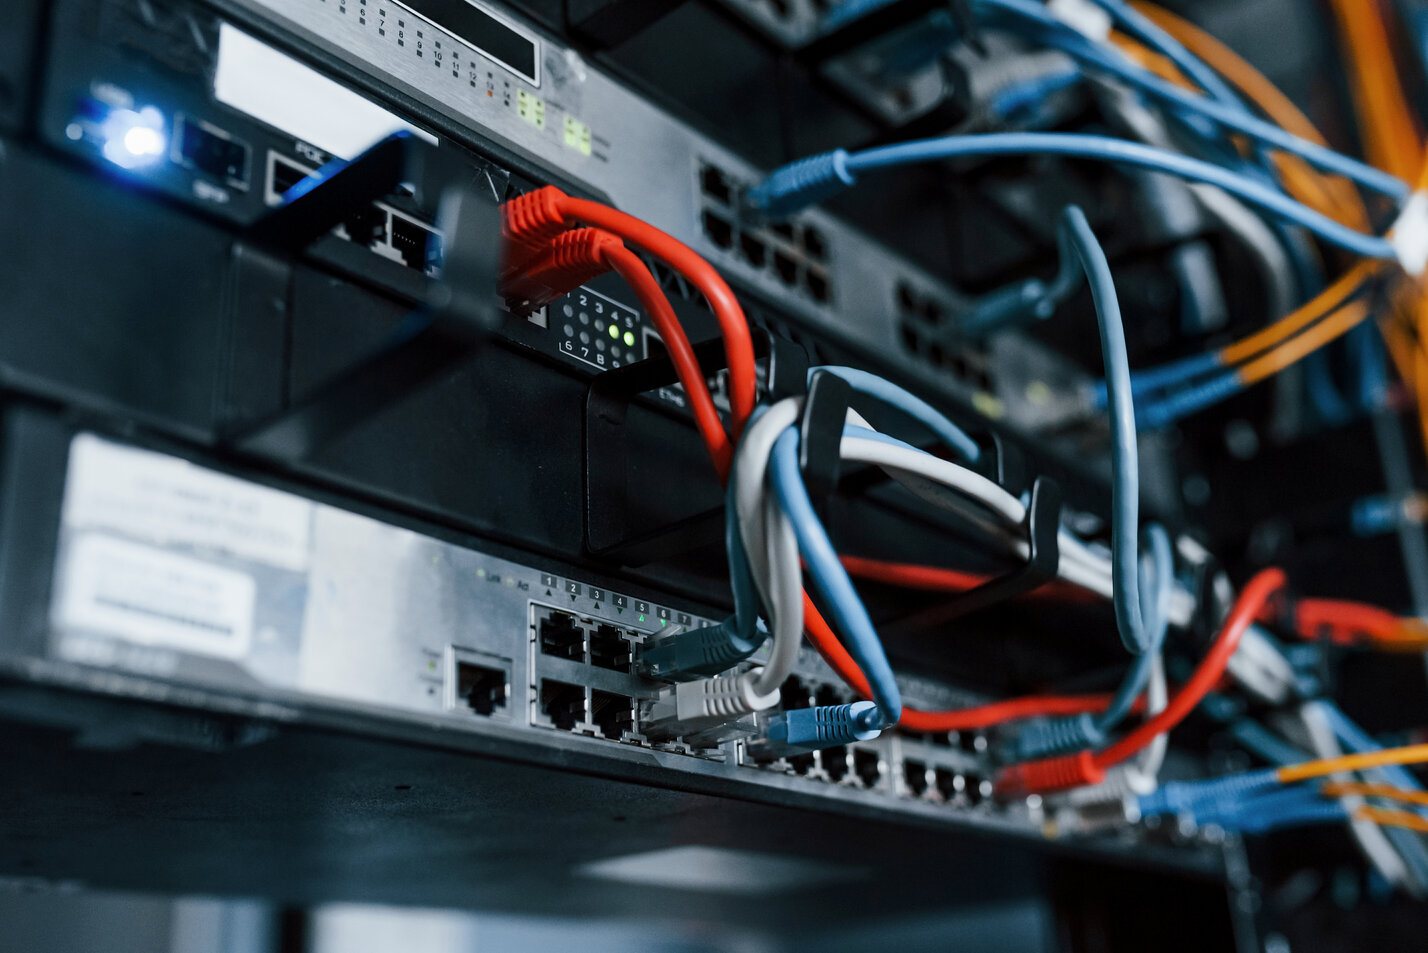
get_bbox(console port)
[538,611,584,661]
[391,213,439,272]
[699,164,733,205]
[589,624,632,673]
[804,267,829,303]
[267,153,311,203]
[344,205,388,246]
[822,745,849,783]
[772,250,798,286]
[789,751,815,776]
[738,231,767,268]
[903,759,929,798]
[702,209,733,250]
[780,675,811,710]
[455,660,507,716]
[178,118,249,186]
[853,748,882,788]
[590,689,633,740]
[540,679,585,731]
[934,767,959,802]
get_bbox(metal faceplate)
[219,0,1091,433]
[41,430,1185,851]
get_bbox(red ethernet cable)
[994,567,1287,797]
[504,194,1156,732]
[503,187,759,434]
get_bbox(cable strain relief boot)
[638,617,766,681]
[995,750,1105,798]
[1136,769,1279,818]
[1014,713,1107,761]
[751,701,882,759]
[743,150,855,221]
[502,227,620,314]
[500,185,570,276]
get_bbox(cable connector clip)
[1047,0,1113,42]
[1389,190,1428,277]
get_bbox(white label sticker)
[55,535,256,660]
[63,434,314,572]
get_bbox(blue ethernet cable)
[746,134,1399,260]
[969,0,1408,200]
[1082,0,1243,115]
[1062,206,1148,655]
[1014,521,1172,759]
[1097,523,1173,729]
[769,428,902,727]
[809,365,982,463]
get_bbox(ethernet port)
[801,224,827,260]
[804,267,830,303]
[780,675,811,710]
[903,759,929,798]
[344,205,387,246]
[789,752,815,776]
[700,164,733,205]
[391,214,438,272]
[455,660,507,716]
[853,748,882,788]
[538,611,584,661]
[268,153,311,202]
[772,250,798,286]
[589,624,632,672]
[540,679,585,731]
[738,232,768,268]
[590,689,632,740]
[822,745,849,783]
[702,209,733,249]
[965,774,986,806]
[934,767,959,802]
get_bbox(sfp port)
[539,679,585,731]
[455,660,507,716]
[538,610,584,661]
[589,624,632,673]
[590,689,633,741]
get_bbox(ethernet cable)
[808,365,982,464]
[745,133,1403,261]
[998,566,1287,796]
[769,426,903,727]
[968,0,1409,200]
[1059,206,1147,654]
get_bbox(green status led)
[637,614,645,622]
[608,323,620,339]
[623,331,636,347]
